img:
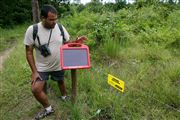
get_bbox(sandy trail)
[0,47,15,71]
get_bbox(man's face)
[43,12,57,29]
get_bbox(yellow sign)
[108,74,125,92]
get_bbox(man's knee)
[31,83,44,94]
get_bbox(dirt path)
[0,47,15,71]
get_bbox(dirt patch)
[0,46,15,71]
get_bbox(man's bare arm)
[25,45,41,84]
[25,45,37,73]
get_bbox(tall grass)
[0,25,27,52]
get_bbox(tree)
[114,0,127,11]
[32,0,40,23]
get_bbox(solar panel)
[60,43,90,70]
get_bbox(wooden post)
[71,69,77,103]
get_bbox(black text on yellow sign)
[108,74,125,92]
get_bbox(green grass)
[0,4,180,120]
[0,25,26,52]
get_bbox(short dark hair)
[41,5,57,18]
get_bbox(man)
[24,5,70,119]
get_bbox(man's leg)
[57,80,67,96]
[50,70,67,96]
[32,80,55,120]
[31,80,50,108]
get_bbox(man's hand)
[31,72,42,86]
[74,36,87,44]
[64,36,87,44]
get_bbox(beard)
[47,24,55,29]
[49,23,56,29]
[43,22,56,29]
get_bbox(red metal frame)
[60,43,91,70]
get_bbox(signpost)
[60,42,90,103]
[108,74,125,93]
[71,69,77,103]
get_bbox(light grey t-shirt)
[24,22,70,72]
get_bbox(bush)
[0,0,31,28]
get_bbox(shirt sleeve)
[62,25,70,42]
[24,25,35,46]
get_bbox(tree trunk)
[32,0,40,23]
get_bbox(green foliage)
[0,2,180,120]
[0,0,72,28]
[86,1,104,13]
[0,0,31,28]
[39,0,72,17]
